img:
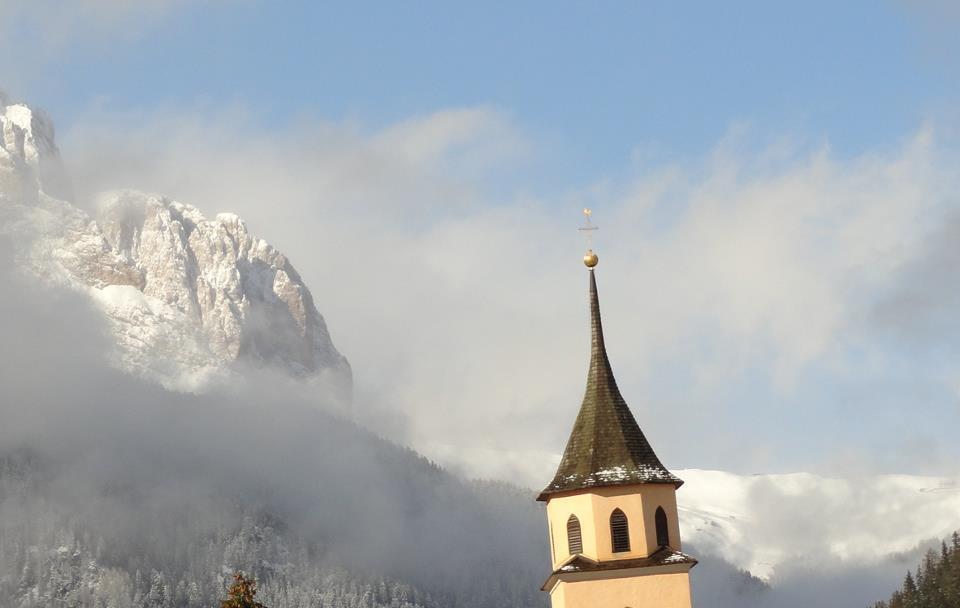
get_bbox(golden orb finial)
[578,208,599,268]
[583,249,599,268]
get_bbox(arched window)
[566,515,583,555]
[610,508,630,553]
[655,506,670,548]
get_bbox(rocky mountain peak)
[0,94,70,202]
[0,96,351,395]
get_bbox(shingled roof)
[537,269,682,501]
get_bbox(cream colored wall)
[637,484,682,555]
[546,492,600,568]
[545,484,682,568]
[550,569,693,608]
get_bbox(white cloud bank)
[679,469,960,580]
[56,103,960,485]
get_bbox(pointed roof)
[537,269,682,501]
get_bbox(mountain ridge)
[0,94,351,393]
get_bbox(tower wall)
[546,484,682,568]
[549,568,693,608]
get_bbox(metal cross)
[578,208,598,249]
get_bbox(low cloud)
[0,236,548,605]
[874,210,960,342]
[0,232,931,607]
[53,104,960,484]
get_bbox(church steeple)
[538,269,681,501]
[537,216,695,608]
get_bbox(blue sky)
[4,1,960,482]
[9,2,960,185]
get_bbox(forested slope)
[872,533,960,608]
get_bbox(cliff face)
[0,95,351,393]
[0,91,68,203]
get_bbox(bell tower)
[538,219,696,608]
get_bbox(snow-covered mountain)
[0,94,350,392]
[427,448,960,583]
[677,469,960,580]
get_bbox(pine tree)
[872,531,960,608]
[903,571,918,608]
[220,573,267,608]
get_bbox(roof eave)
[540,550,698,591]
[537,477,684,501]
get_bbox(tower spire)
[537,249,681,501]
[536,212,695,607]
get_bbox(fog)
[0,236,547,606]
[2,89,959,607]
[53,107,960,485]
[3,1,960,605]
[0,233,934,607]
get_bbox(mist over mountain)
[0,95,350,392]
[0,232,825,608]
[0,92,552,608]
[0,93,954,608]
[0,238,548,607]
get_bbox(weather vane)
[578,208,599,268]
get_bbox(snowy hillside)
[425,448,960,583]
[0,94,350,392]
[678,469,960,580]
